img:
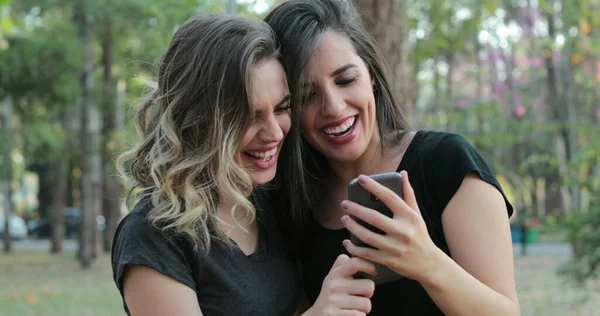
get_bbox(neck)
[327,129,410,186]
[328,128,385,185]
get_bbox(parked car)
[27,207,105,239]
[0,212,28,240]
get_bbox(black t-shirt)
[111,189,301,316]
[301,131,514,315]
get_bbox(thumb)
[332,254,350,267]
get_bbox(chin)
[323,143,368,163]
[250,170,276,185]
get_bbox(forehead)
[304,31,364,77]
[250,59,289,109]
[316,31,356,56]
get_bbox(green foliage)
[0,15,81,108]
[22,118,65,164]
[554,198,600,285]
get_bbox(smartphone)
[348,172,403,285]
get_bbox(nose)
[320,88,345,117]
[258,115,284,143]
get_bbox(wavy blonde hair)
[116,14,280,252]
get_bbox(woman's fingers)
[333,254,378,279]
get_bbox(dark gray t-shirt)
[111,191,301,316]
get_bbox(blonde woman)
[112,13,377,316]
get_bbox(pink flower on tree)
[531,57,544,68]
[516,104,527,116]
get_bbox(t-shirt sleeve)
[430,133,514,217]
[111,206,197,296]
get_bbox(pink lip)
[321,115,359,146]
[320,115,357,130]
[243,143,280,169]
[245,154,278,169]
[245,144,278,152]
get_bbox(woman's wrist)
[417,247,452,290]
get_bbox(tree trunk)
[544,8,574,214]
[2,182,13,253]
[30,162,53,218]
[474,38,485,137]
[445,51,457,131]
[49,113,69,254]
[101,21,123,252]
[500,44,521,169]
[75,0,102,268]
[353,0,413,123]
[560,41,580,212]
[432,57,444,129]
[2,97,13,253]
[66,158,75,207]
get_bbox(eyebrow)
[254,94,291,116]
[330,64,358,77]
[301,64,359,88]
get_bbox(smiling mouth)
[244,147,277,161]
[322,116,357,137]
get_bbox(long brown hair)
[265,0,410,253]
[117,14,280,252]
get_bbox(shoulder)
[113,198,176,244]
[409,130,513,217]
[408,131,483,170]
[111,198,199,296]
[413,130,473,155]
[400,131,472,167]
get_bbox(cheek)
[356,81,375,104]
[239,128,257,151]
[278,114,292,136]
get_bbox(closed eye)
[337,77,357,86]
[276,102,291,113]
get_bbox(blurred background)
[0,0,598,315]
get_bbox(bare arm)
[341,171,519,316]
[420,173,519,316]
[123,265,203,316]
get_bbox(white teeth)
[246,147,277,159]
[323,116,356,135]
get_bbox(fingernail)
[358,175,368,184]
[342,239,350,247]
[341,215,350,224]
[341,200,349,210]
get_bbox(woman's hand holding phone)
[341,171,444,283]
[303,254,377,316]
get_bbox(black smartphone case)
[348,172,404,285]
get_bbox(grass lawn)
[1,245,599,315]
[0,249,122,316]
[516,256,600,316]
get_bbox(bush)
[554,200,600,285]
